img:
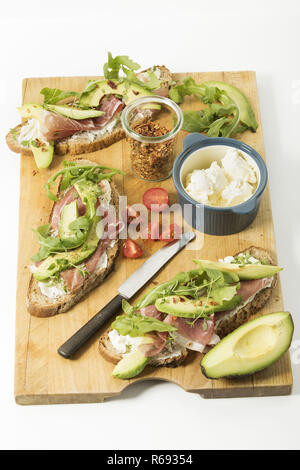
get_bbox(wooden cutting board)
[14,71,293,404]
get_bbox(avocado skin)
[200,312,294,379]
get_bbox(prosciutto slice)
[93,95,125,127]
[50,187,86,233]
[237,278,271,302]
[164,315,215,347]
[40,110,99,141]
[214,277,272,323]
[60,236,113,293]
[139,332,168,357]
[40,95,124,141]
[140,304,164,321]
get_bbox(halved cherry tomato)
[159,223,181,243]
[122,239,143,258]
[141,221,160,240]
[142,188,169,213]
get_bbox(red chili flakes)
[107,80,117,89]
[128,119,174,181]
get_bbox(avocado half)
[201,312,294,379]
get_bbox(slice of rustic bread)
[215,246,277,338]
[27,162,121,317]
[6,66,173,157]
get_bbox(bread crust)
[215,246,277,338]
[26,162,121,317]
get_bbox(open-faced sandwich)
[99,246,283,379]
[27,160,123,317]
[6,53,173,168]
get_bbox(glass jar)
[121,95,183,182]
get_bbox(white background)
[0,0,299,451]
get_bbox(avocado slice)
[195,259,282,281]
[202,80,258,131]
[18,104,54,168]
[45,104,105,120]
[34,215,101,282]
[30,140,54,169]
[59,200,79,242]
[201,312,294,378]
[18,103,43,120]
[112,350,149,379]
[155,294,242,318]
[79,79,155,108]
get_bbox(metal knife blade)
[118,231,195,299]
[57,232,195,358]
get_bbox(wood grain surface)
[14,71,293,405]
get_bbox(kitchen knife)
[58,232,195,359]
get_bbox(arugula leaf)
[136,269,203,308]
[31,224,65,262]
[103,52,140,80]
[206,116,230,137]
[170,77,248,137]
[20,140,31,147]
[142,71,162,90]
[41,87,79,105]
[169,77,206,104]
[122,299,137,315]
[112,311,177,338]
[123,69,161,91]
[45,162,124,201]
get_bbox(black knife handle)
[57,294,124,359]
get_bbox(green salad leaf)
[103,52,140,80]
[41,87,79,105]
[112,303,177,337]
[103,52,161,91]
[169,76,257,138]
[31,161,124,262]
[45,161,124,202]
[169,77,206,103]
[136,269,204,308]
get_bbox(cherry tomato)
[159,223,181,243]
[122,239,143,258]
[142,188,169,213]
[141,221,160,240]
